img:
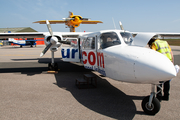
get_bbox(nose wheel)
[142,96,160,115]
[141,84,161,115]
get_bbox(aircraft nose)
[134,49,176,84]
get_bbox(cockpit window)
[100,32,121,49]
[120,32,133,45]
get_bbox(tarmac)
[0,45,180,120]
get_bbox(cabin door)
[61,38,80,62]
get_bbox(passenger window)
[71,39,78,48]
[61,38,78,47]
[100,32,121,49]
[82,37,95,49]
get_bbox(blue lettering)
[84,66,93,70]
[61,49,70,58]
[98,69,106,76]
[84,65,106,76]
[72,49,78,58]
[61,48,79,59]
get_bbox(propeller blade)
[46,20,53,36]
[40,43,52,57]
[62,18,75,21]
[81,18,90,20]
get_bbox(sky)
[1,0,180,33]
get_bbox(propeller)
[40,20,61,71]
[40,42,52,57]
[40,20,60,57]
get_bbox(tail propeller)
[40,20,61,71]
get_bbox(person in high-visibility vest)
[148,37,174,101]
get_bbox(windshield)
[120,32,133,45]
[100,32,121,49]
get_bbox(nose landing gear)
[141,84,161,115]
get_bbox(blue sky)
[1,0,180,33]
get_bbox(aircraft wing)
[131,32,180,47]
[34,20,103,24]
[34,20,66,24]
[155,33,180,38]
[81,20,103,24]
[0,32,44,38]
[0,32,89,40]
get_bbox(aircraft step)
[75,74,97,89]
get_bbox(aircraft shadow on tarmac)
[11,58,63,63]
[53,61,148,119]
[0,58,147,118]
[0,58,58,75]
[0,58,64,75]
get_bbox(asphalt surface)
[0,45,180,120]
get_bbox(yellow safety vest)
[153,40,172,61]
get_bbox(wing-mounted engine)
[40,20,62,71]
[40,20,62,57]
[44,35,62,45]
[44,34,62,52]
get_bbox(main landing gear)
[141,84,161,115]
[48,63,58,71]
[48,51,59,72]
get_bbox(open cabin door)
[61,38,80,62]
[81,35,106,76]
[81,36,99,70]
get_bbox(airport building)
[0,27,44,46]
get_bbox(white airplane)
[38,20,180,115]
[8,38,39,47]
[0,19,179,115]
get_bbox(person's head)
[148,38,156,48]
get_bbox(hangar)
[0,27,44,45]
[0,27,37,33]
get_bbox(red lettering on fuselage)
[88,52,96,65]
[82,51,87,64]
[97,52,105,68]
[83,51,105,68]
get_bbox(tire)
[48,63,58,71]
[54,63,58,71]
[141,96,161,115]
[48,63,53,70]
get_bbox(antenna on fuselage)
[112,17,116,29]
[119,21,124,30]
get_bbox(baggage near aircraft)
[0,12,179,115]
